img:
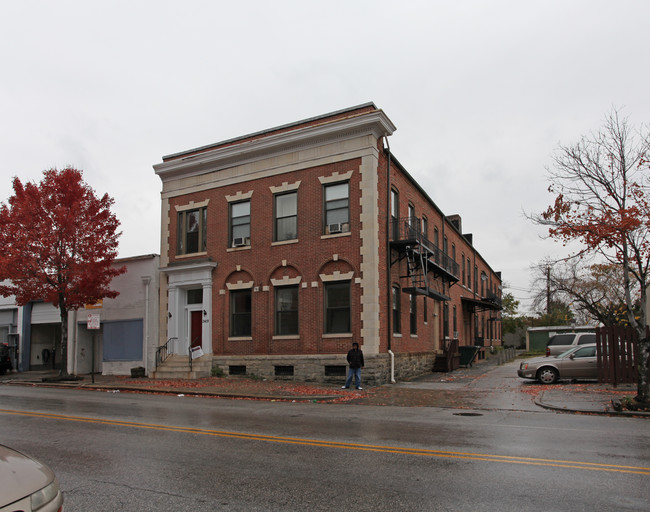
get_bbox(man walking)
[342,342,364,390]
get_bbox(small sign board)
[87,313,101,330]
[85,299,103,309]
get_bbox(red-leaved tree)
[534,109,650,405]
[0,167,126,376]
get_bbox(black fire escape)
[389,217,460,300]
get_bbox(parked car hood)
[523,355,560,365]
[0,445,54,505]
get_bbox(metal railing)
[390,217,460,279]
[155,337,177,370]
[482,290,503,309]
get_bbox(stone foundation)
[211,352,438,386]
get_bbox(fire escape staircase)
[390,218,460,301]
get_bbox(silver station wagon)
[518,344,598,384]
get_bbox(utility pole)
[546,266,551,315]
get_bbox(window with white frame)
[274,192,297,242]
[325,281,351,333]
[230,289,251,337]
[392,285,401,334]
[410,294,417,335]
[230,200,251,247]
[177,207,207,255]
[324,182,349,234]
[275,285,299,335]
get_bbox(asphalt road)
[0,386,648,511]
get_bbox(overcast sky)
[2,0,649,314]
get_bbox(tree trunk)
[637,336,649,404]
[59,305,69,376]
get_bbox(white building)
[1,255,159,376]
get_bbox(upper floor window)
[391,188,399,220]
[324,182,349,234]
[467,258,471,289]
[408,204,415,227]
[474,265,479,292]
[274,192,297,241]
[177,207,207,255]
[434,227,439,248]
[230,201,250,247]
[391,188,399,239]
[461,254,466,286]
[275,285,299,335]
[324,281,351,333]
[421,216,428,238]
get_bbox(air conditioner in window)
[233,237,248,247]
[328,223,342,234]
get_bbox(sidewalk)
[1,359,647,417]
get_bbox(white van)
[546,332,596,356]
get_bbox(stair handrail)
[189,337,201,373]
[155,337,177,370]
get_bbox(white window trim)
[271,276,302,286]
[270,181,301,193]
[226,280,254,290]
[319,271,354,282]
[175,199,210,212]
[318,171,354,184]
[226,191,254,202]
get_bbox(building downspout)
[384,137,396,384]
[142,276,151,376]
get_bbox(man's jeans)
[344,367,362,389]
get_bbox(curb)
[3,380,339,402]
[535,391,650,418]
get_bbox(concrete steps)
[152,354,212,379]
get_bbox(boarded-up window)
[102,320,143,361]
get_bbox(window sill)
[320,232,351,240]
[272,239,299,246]
[227,245,251,252]
[176,251,208,259]
[322,333,352,338]
[273,335,300,340]
[392,333,402,338]
[410,334,418,339]
[228,336,253,341]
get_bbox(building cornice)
[153,110,396,181]
[160,260,218,274]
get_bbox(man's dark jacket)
[347,348,364,369]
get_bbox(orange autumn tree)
[535,109,650,405]
[0,167,125,376]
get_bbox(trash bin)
[458,346,480,368]
[130,366,146,378]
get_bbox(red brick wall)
[168,158,364,356]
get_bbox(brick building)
[153,103,502,384]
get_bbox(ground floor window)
[392,285,401,334]
[325,281,350,334]
[410,294,417,335]
[275,285,299,335]
[443,303,449,339]
[230,289,252,337]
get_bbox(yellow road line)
[2,408,649,475]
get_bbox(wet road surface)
[1,384,648,511]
